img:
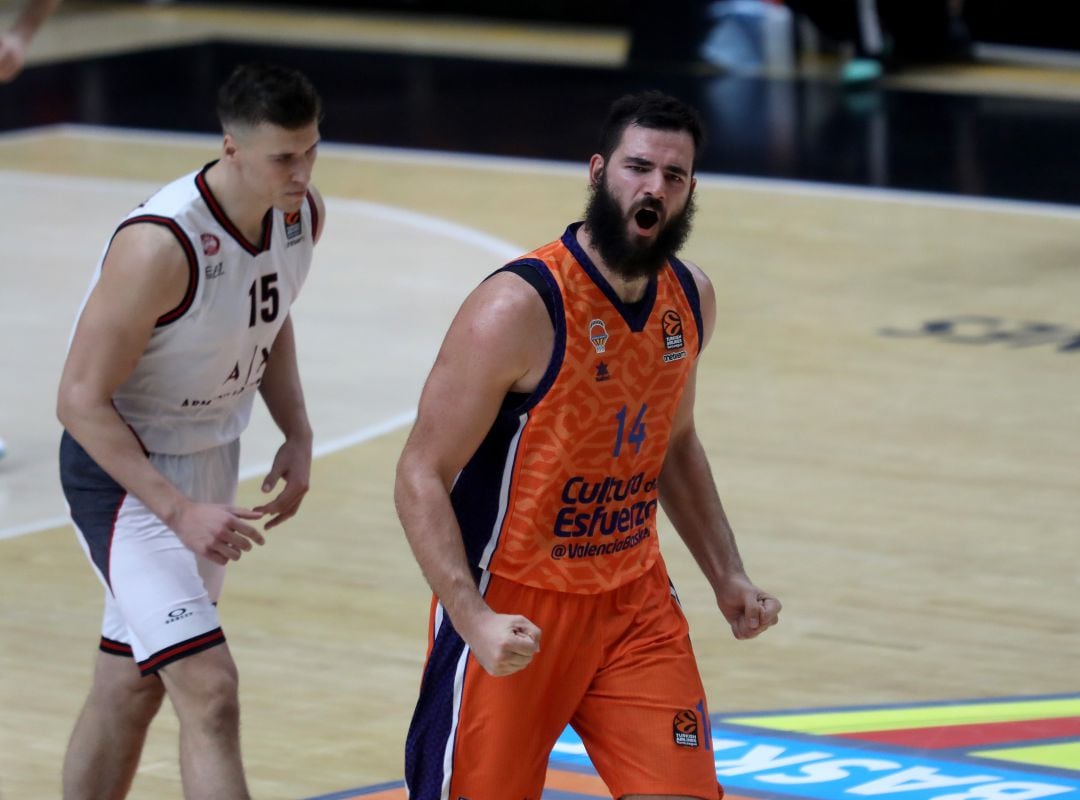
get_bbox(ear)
[588,154,605,188]
[222,132,239,161]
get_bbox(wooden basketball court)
[1,4,1078,799]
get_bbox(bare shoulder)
[403,266,554,471]
[679,258,716,347]
[109,220,190,270]
[441,268,554,392]
[679,258,714,300]
[459,269,550,332]
[63,220,193,392]
[96,220,192,315]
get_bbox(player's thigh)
[158,641,240,719]
[88,649,166,717]
[108,503,225,669]
[448,576,602,798]
[572,564,721,799]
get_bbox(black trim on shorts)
[137,627,226,676]
[99,636,134,658]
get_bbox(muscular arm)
[658,261,781,639]
[258,315,310,443]
[0,0,61,82]
[395,272,550,675]
[251,188,324,527]
[254,314,312,527]
[57,223,263,564]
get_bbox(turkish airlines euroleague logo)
[662,309,684,351]
[284,211,303,241]
[673,709,699,748]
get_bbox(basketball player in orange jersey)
[57,63,322,799]
[396,91,781,799]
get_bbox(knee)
[90,661,166,726]
[125,674,167,725]
[196,673,241,733]
[169,663,241,734]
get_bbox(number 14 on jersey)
[613,403,647,457]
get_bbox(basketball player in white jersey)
[56,62,324,799]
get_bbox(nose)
[293,152,316,186]
[642,170,665,201]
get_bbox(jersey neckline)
[195,161,273,256]
[561,221,658,333]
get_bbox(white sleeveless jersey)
[76,163,317,455]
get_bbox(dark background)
[3,1,1078,205]
[173,0,1080,51]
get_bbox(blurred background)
[4,0,1080,202]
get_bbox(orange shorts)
[404,556,723,800]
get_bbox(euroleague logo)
[673,708,699,747]
[284,211,303,241]
[673,709,700,748]
[662,309,684,349]
[661,309,687,363]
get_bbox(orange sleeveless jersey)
[451,223,703,594]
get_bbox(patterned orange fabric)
[474,224,701,593]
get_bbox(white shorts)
[60,431,240,675]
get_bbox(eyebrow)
[623,155,690,178]
[270,139,321,158]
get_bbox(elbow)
[56,387,78,431]
[56,380,103,433]
[394,451,423,520]
[394,448,453,524]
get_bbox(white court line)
[240,410,420,484]
[0,411,422,542]
[5,124,1079,541]
[0,515,73,541]
[23,123,1080,219]
[0,168,526,260]
[0,165,522,541]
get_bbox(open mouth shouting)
[633,204,662,235]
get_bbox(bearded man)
[395,90,781,800]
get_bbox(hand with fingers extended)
[717,573,781,641]
[465,611,542,677]
[171,502,266,566]
[253,437,311,530]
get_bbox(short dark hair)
[598,91,705,168]
[217,63,322,132]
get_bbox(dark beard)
[582,172,696,281]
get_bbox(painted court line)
[0,164,522,541]
[302,769,755,799]
[724,697,1080,736]
[973,741,1080,772]
[32,123,1080,219]
[837,716,1080,750]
